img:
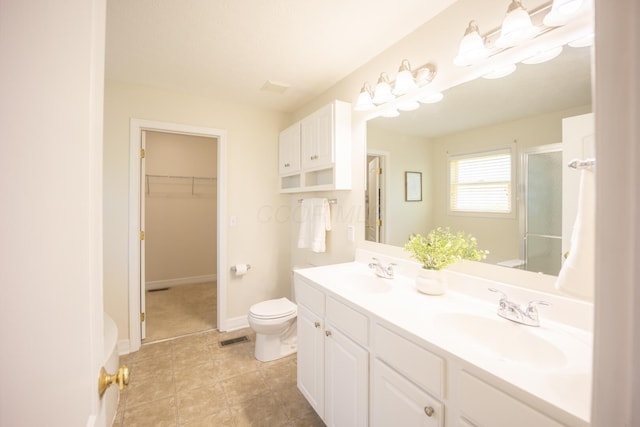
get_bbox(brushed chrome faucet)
[488,288,551,327]
[368,258,395,279]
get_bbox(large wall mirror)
[365,44,593,277]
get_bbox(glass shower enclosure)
[520,144,563,276]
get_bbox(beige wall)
[103,81,292,340]
[145,132,217,284]
[367,126,434,246]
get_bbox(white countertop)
[294,255,593,425]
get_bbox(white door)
[366,157,382,242]
[0,0,106,426]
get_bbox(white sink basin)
[434,312,568,369]
[346,273,393,293]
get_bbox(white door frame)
[128,119,228,352]
[367,150,390,244]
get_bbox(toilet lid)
[250,297,296,319]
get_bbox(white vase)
[415,268,447,295]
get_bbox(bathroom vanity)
[294,250,592,427]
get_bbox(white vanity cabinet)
[372,323,445,427]
[295,277,369,427]
[457,371,563,427]
[278,100,351,192]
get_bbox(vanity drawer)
[326,296,368,346]
[374,324,444,398]
[295,277,325,316]
[459,371,563,427]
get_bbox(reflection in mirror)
[365,45,592,276]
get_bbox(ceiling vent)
[261,80,290,94]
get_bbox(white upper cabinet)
[301,103,334,170]
[278,100,352,193]
[279,122,301,175]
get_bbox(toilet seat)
[249,297,296,320]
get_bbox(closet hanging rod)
[567,158,596,169]
[297,198,337,204]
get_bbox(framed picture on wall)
[405,171,422,202]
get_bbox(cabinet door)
[297,304,325,418]
[324,325,368,427]
[279,122,300,175]
[301,103,334,170]
[372,359,443,427]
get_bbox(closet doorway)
[143,131,218,343]
[128,119,228,352]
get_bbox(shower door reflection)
[521,145,563,275]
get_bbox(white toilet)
[248,297,297,362]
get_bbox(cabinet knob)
[284,163,290,167]
[325,330,332,337]
[314,321,320,328]
[424,406,435,417]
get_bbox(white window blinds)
[449,149,513,214]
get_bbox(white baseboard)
[117,339,131,356]
[146,274,216,290]
[219,315,249,332]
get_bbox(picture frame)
[405,171,422,202]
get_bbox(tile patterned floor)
[114,328,325,427]
[144,282,217,343]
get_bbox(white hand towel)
[555,167,595,299]
[298,198,332,253]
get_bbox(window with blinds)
[449,148,513,215]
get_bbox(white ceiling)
[106,0,457,113]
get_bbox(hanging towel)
[298,198,332,253]
[555,167,595,299]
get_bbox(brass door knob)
[424,406,435,417]
[98,365,129,398]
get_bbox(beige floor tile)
[179,408,234,427]
[221,370,270,404]
[123,396,177,427]
[174,360,220,392]
[273,382,316,420]
[290,411,326,427]
[125,369,176,407]
[145,282,216,342]
[176,383,228,424]
[229,394,290,427]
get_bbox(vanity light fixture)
[372,72,395,105]
[454,21,489,66]
[392,59,418,96]
[568,32,594,47]
[354,83,375,111]
[397,100,420,111]
[543,0,584,26]
[381,108,400,118]
[482,63,517,79]
[495,0,536,48]
[354,62,438,113]
[521,45,563,64]
[418,91,444,104]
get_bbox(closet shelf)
[146,174,216,197]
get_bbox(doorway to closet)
[142,131,218,343]
[128,119,229,352]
